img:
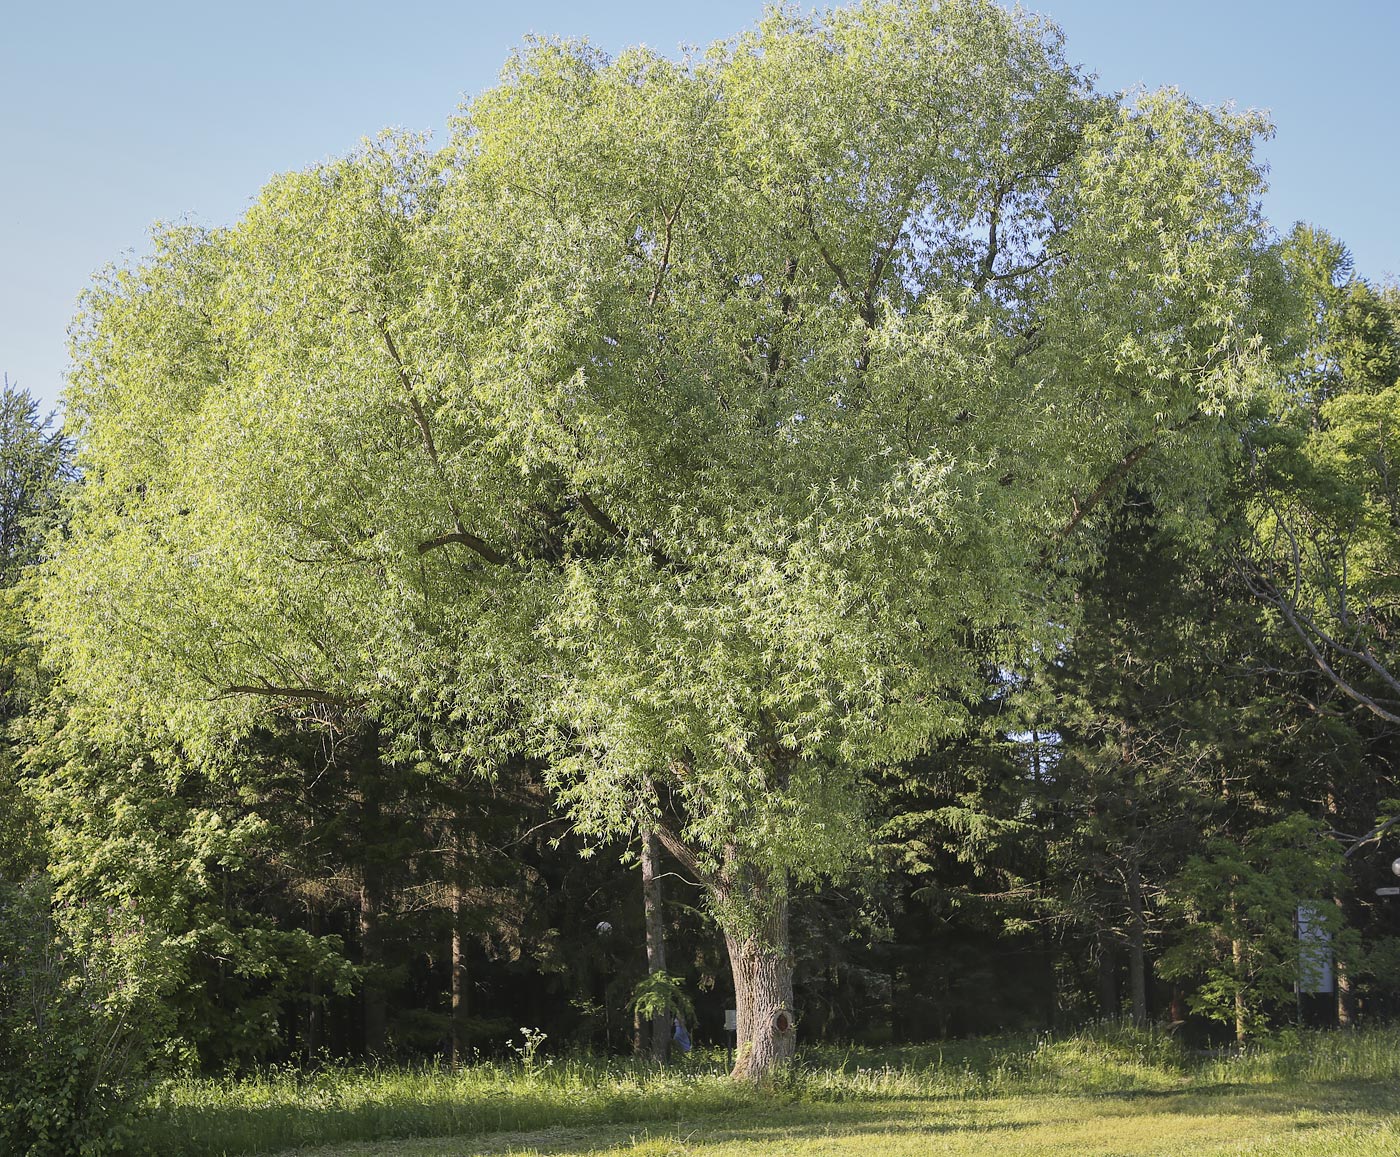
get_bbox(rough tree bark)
[651,779,798,1083]
[721,860,796,1082]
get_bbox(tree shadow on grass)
[154,1079,1400,1157]
[275,1103,1033,1157]
[439,1084,1400,1157]
[1087,1077,1400,1114]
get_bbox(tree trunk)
[723,877,795,1083]
[1127,859,1149,1029]
[641,829,669,1064]
[357,728,388,1058]
[1335,890,1355,1028]
[307,904,322,1060]
[1336,965,1355,1028]
[1232,936,1248,1044]
[1327,791,1356,1029]
[360,872,387,1056]
[1096,933,1119,1021]
[451,877,467,1066]
[650,818,796,1083]
[1168,985,1187,1031]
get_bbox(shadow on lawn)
[443,1084,1400,1157]
[1090,1077,1400,1113]
[141,1076,1400,1157]
[290,1104,1035,1157]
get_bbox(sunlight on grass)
[135,1027,1400,1157]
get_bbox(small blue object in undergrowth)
[672,1018,692,1053]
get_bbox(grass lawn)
[138,1028,1400,1157]
[278,1083,1400,1156]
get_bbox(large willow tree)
[45,0,1272,1079]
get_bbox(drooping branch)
[575,490,624,539]
[1338,812,1400,859]
[1057,441,1156,542]
[571,489,683,571]
[1241,564,1400,727]
[1240,458,1400,725]
[375,316,471,540]
[806,221,855,305]
[376,318,445,476]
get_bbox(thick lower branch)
[652,821,720,893]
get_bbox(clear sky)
[3,1,1395,414]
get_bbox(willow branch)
[375,316,468,537]
[417,531,509,566]
[803,204,856,305]
[216,683,360,708]
[651,821,720,892]
[647,196,685,308]
[1049,411,1205,550]
[575,490,624,539]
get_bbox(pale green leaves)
[42,0,1278,906]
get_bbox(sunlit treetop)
[47,0,1273,886]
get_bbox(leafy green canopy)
[45,0,1272,887]
[1246,226,1400,724]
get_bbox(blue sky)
[3,1,1395,414]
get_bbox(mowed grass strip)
[277,1083,1400,1157]
[136,1028,1400,1157]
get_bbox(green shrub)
[0,876,166,1155]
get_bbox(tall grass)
[133,1025,1400,1157]
[139,1056,755,1157]
[791,1023,1196,1099]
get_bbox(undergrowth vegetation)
[132,1025,1400,1157]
